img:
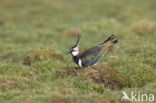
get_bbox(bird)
[67,34,118,67]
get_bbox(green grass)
[0,0,156,103]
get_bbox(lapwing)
[67,34,118,67]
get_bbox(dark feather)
[77,45,105,67]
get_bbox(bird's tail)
[111,39,118,44]
[99,34,115,45]
[103,39,118,54]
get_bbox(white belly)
[78,59,83,67]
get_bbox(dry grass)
[0,77,14,90]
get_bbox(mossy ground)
[0,0,156,103]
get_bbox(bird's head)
[67,34,81,56]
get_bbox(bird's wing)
[77,45,104,63]
[78,46,103,58]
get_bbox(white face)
[71,46,79,56]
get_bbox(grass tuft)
[23,48,64,65]
[57,66,131,90]
[0,18,4,26]
[68,29,81,38]
[131,20,156,36]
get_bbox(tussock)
[69,29,81,38]
[131,20,156,35]
[57,66,131,90]
[0,18,4,26]
[23,48,64,65]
